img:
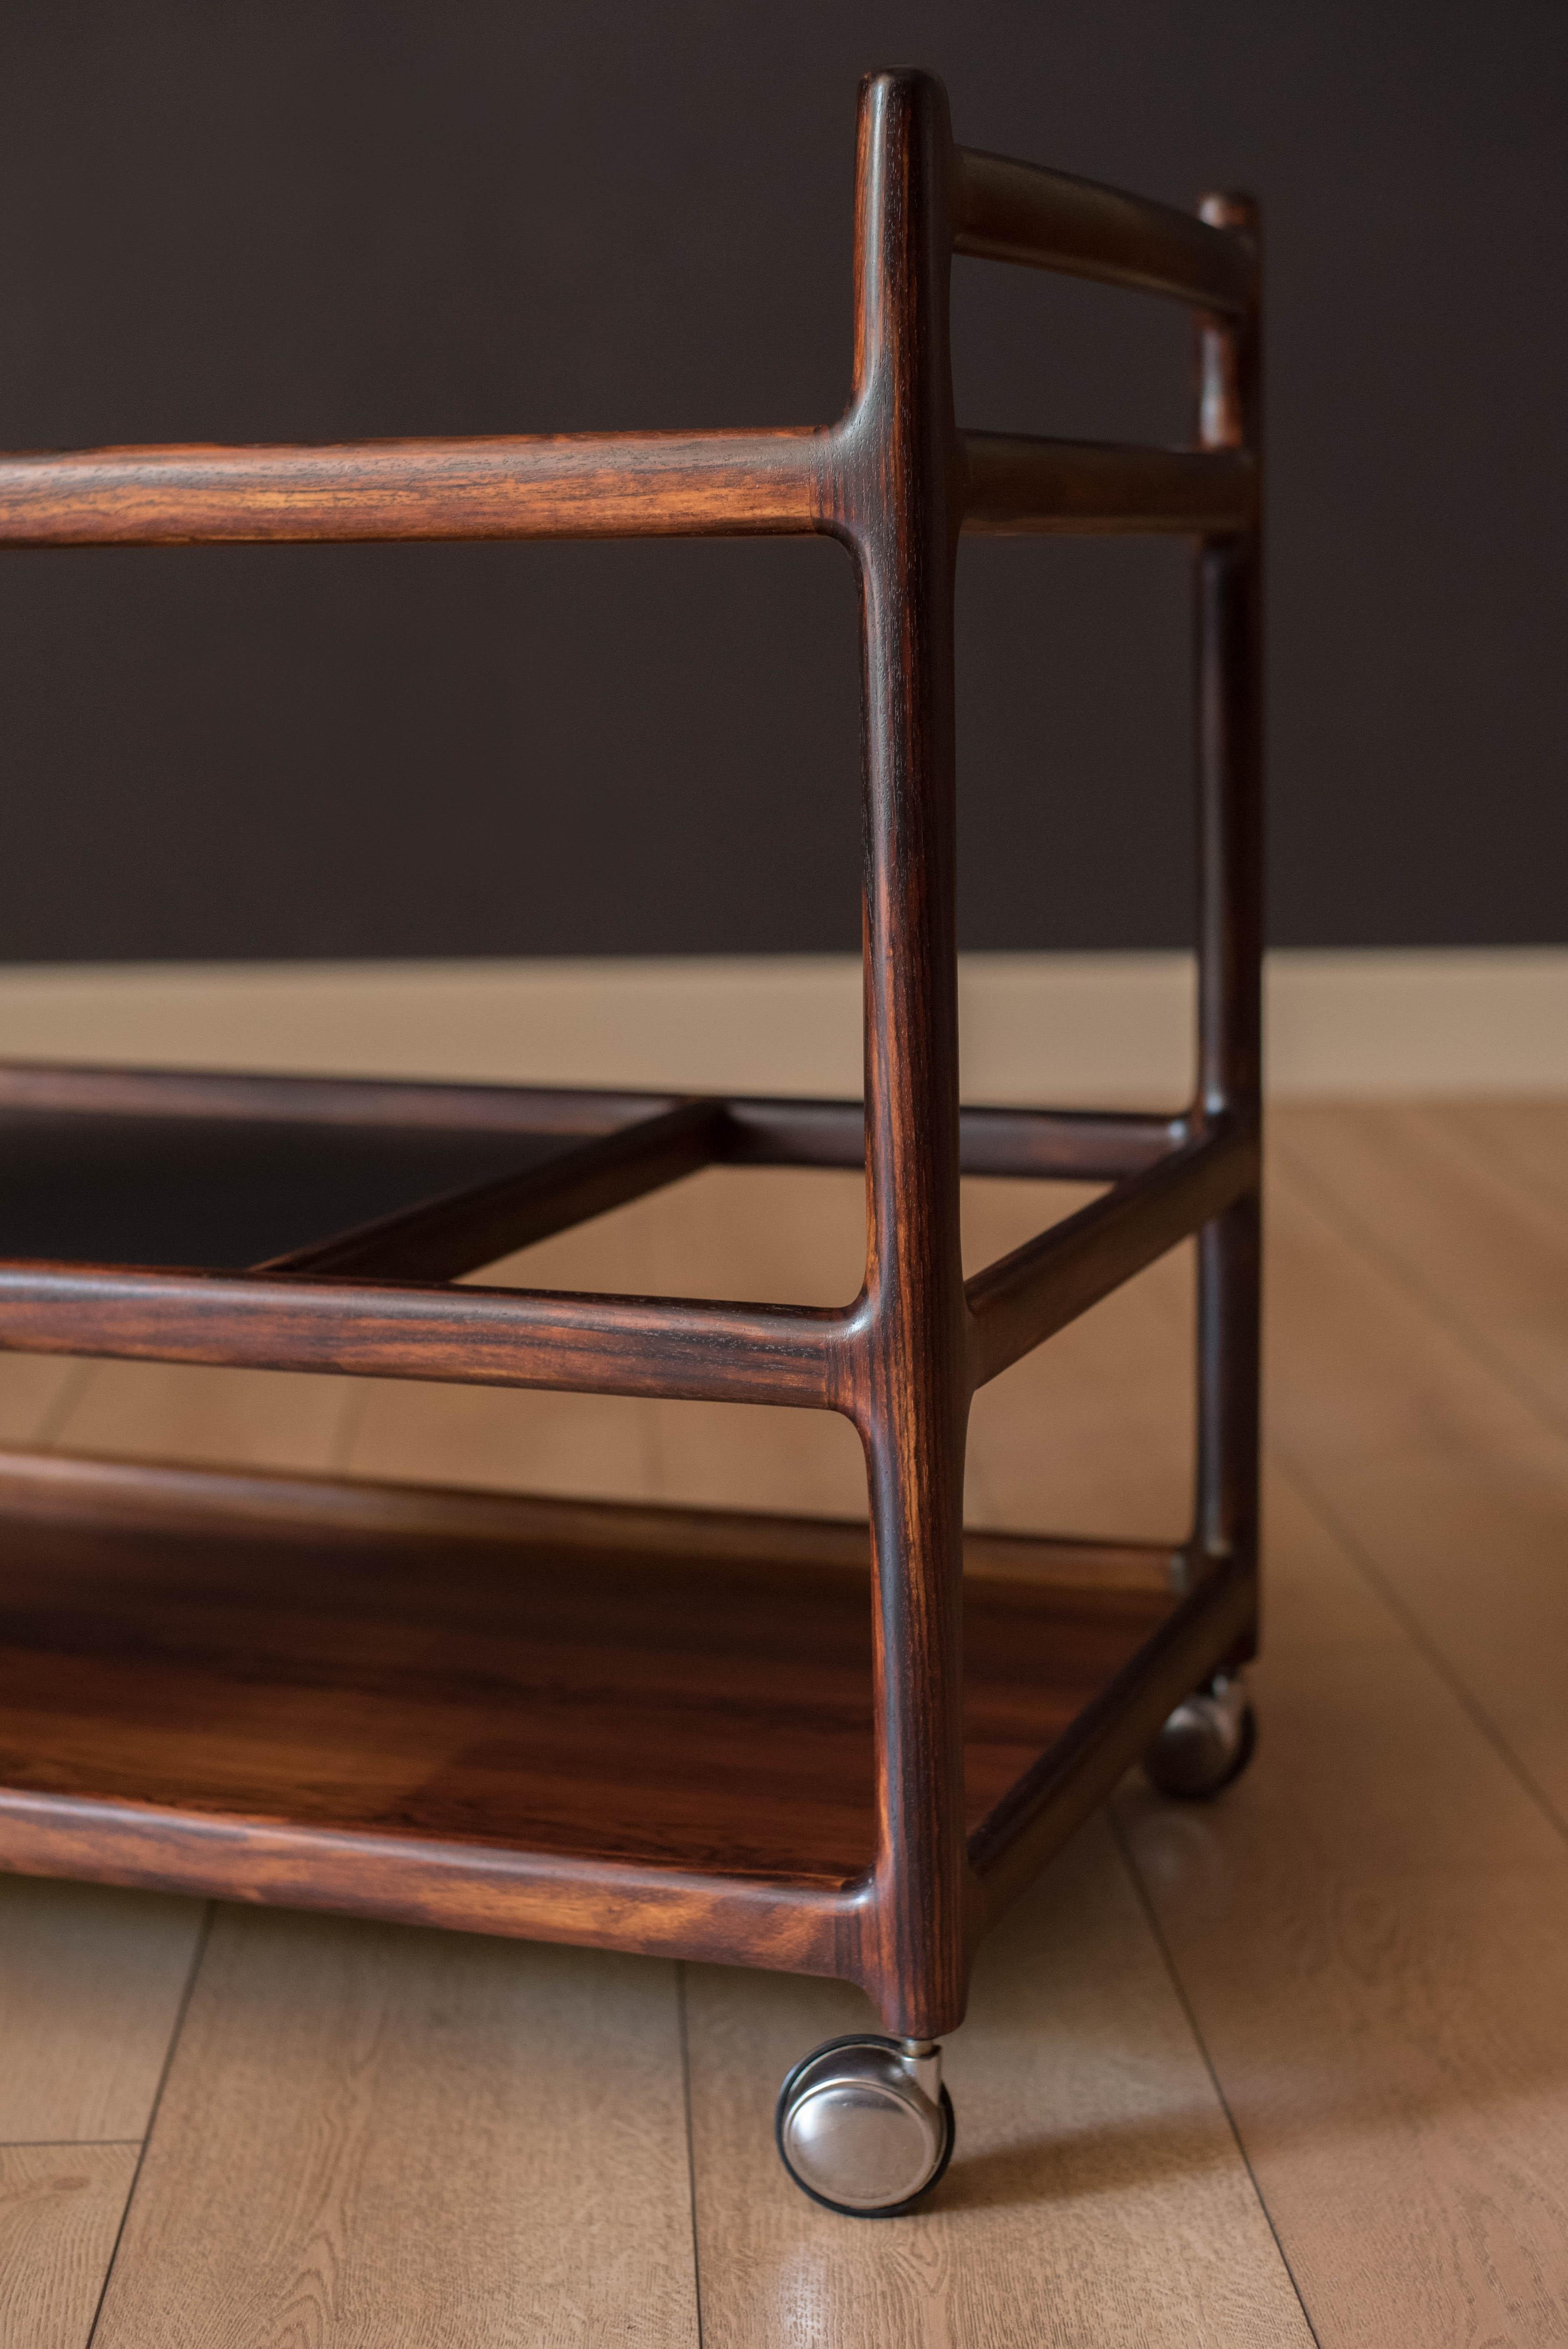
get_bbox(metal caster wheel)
[775,2035,956,2217]
[1144,1670,1256,1799]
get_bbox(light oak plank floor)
[0,2147,140,2349]
[93,1914,699,2349]
[6,1103,1568,2342]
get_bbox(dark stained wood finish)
[0,1057,676,1135]
[840,68,974,2040]
[0,1117,1241,1405]
[0,1259,847,1407]
[0,1463,1171,1882]
[0,1450,1174,1970]
[1192,193,1265,1639]
[262,1099,726,1279]
[0,425,1262,550]
[0,70,1262,2042]
[0,1060,1186,1181]
[963,432,1254,535]
[967,1556,1256,1925]
[0,1444,1180,1586]
[0,1104,576,1272]
[965,1118,1256,1387]
[0,1071,1186,1299]
[0,430,834,547]
[952,144,1253,312]
[728,1095,1187,1179]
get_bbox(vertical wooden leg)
[1197,1188,1262,1603]
[841,70,971,2040]
[1193,200,1263,1642]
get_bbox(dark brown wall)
[1,2,1563,960]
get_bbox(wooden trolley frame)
[0,69,1260,2042]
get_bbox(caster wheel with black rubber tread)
[775,2034,955,2217]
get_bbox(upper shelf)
[0,1103,576,1272]
[0,1059,1184,1288]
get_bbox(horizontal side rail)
[965,1117,1256,1387]
[954,1104,1187,1179]
[0,1262,846,1409]
[952,146,1252,313]
[0,429,831,548]
[0,1790,864,1976]
[262,1100,725,1280]
[966,1556,1256,1924]
[0,1061,1189,1179]
[0,1059,674,1134]
[726,1095,1185,1180]
[963,433,1253,537]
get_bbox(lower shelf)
[0,1448,1178,1932]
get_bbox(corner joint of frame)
[824,1290,879,1429]
[816,402,880,559]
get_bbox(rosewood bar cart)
[0,69,1261,2216]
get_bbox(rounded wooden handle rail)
[0,428,1253,546]
[0,428,832,547]
[0,145,1253,549]
[951,145,1253,314]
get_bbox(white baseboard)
[0,948,1562,1102]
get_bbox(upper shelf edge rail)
[0,1259,845,1408]
[0,428,831,548]
[951,147,1253,314]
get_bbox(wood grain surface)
[965,1122,1250,1385]
[0,1059,1187,1182]
[10,1103,1568,2344]
[0,1102,576,1271]
[962,432,1253,535]
[951,143,1253,310]
[1265,1136,1568,1823]
[0,1463,1172,1882]
[0,2144,139,2349]
[91,1910,699,2349]
[0,1257,847,1409]
[10,45,1559,2345]
[0,429,830,547]
[0,60,1264,2052]
[1117,1444,1568,2344]
[1109,1112,1568,2345]
[686,1817,1310,2349]
[341,1167,1194,1541]
[1273,1100,1568,1439]
[1426,1100,1568,1231]
[0,1352,90,1449]
[45,1361,362,1477]
[1134,1852,1568,2348]
[0,1877,202,2143]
